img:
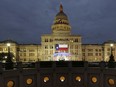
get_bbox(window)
[91,77,97,83]
[50,50,53,54]
[20,53,22,56]
[7,80,15,87]
[29,53,35,56]
[45,45,48,49]
[82,49,85,52]
[60,76,65,82]
[83,53,85,56]
[29,49,35,52]
[95,49,98,52]
[26,78,33,85]
[70,45,73,49]
[20,48,26,52]
[99,53,101,56]
[75,45,78,49]
[50,45,53,49]
[24,53,26,56]
[88,53,93,56]
[75,39,78,42]
[107,48,110,51]
[4,48,7,51]
[50,39,53,42]
[45,39,48,42]
[0,48,3,51]
[45,50,48,55]
[96,53,98,56]
[43,77,49,83]
[88,49,93,52]
[75,76,81,82]
[108,78,115,86]
[99,49,101,52]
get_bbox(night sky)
[0,0,116,44]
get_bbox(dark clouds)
[0,0,116,44]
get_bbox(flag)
[55,44,68,50]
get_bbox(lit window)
[26,78,33,85]
[7,80,14,87]
[75,76,81,82]
[44,77,49,83]
[60,76,65,82]
[91,77,97,83]
[108,78,115,86]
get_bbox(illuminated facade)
[41,4,82,61]
[0,4,116,62]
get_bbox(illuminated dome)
[54,4,69,25]
[52,4,71,35]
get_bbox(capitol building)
[0,4,116,62]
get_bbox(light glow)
[7,43,11,47]
[110,44,114,47]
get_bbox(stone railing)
[0,61,116,87]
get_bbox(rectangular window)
[82,49,85,52]
[75,39,78,42]
[45,45,48,49]
[99,53,101,56]
[88,49,93,52]
[95,49,98,52]
[50,39,53,42]
[99,49,101,52]
[107,48,110,51]
[45,39,48,42]
[45,50,48,55]
[24,53,26,56]
[70,45,73,49]
[0,48,3,51]
[50,45,53,49]
[75,45,78,49]
[83,53,85,56]
[29,49,35,52]
[88,53,93,56]
[96,53,98,56]
[29,53,35,56]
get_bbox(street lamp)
[5,43,13,69]
[110,44,114,55]
[7,43,11,52]
[108,43,115,68]
[109,43,114,61]
[7,43,11,61]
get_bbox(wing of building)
[0,4,116,62]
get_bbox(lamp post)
[5,43,13,70]
[6,43,12,62]
[7,43,10,57]
[108,43,115,68]
[109,44,115,62]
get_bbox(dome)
[55,4,68,20]
[55,11,68,20]
[54,4,69,25]
[51,4,71,35]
